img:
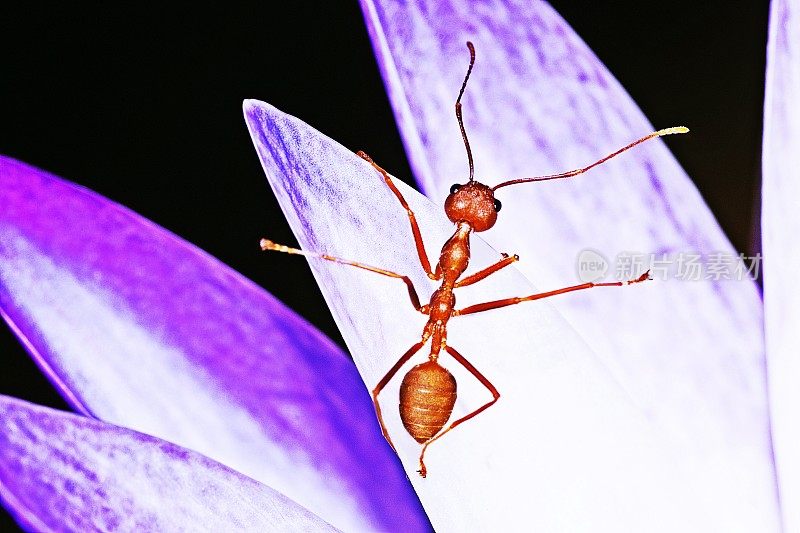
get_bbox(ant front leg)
[260,240,428,313]
[455,253,519,288]
[417,345,500,477]
[357,151,440,281]
[372,340,427,452]
[454,271,651,316]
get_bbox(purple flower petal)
[0,155,428,532]
[763,0,800,530]
[362,0,775,516]
[244,99,778,531]
[0,395,338,532]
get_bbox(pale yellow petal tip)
[657,126,690,136]
[260,238,274,251]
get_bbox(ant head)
[445,43,500,232]
[445,42,689,233]
[444,181,501,232]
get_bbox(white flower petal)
[0,395,338,532]
[0,156,427,533]
[245,99,776,532]
[361,0,776,523]
[763,0,800,530]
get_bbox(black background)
[0,2,768,529]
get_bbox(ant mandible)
[261,41,687,477]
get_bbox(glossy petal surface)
[0,155,427,533]
[361,0,776,520]
[244,99,777,531]
[0,395,337,532]
[763,0,800,530]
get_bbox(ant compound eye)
[450,183,461,194]
[493,199,502,212]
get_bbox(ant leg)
[454,253,519,288]
[357,151,440,280]
[417,345,500,478]
[261,239,428,314]
[454,271,651,317]
[373,340,428,452]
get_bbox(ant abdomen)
[399,360,457,443]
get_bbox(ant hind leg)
[417,345,500,477]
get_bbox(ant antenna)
[492,127,689,191]
[456,41,476,182]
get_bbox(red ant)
[261,41,687,477]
